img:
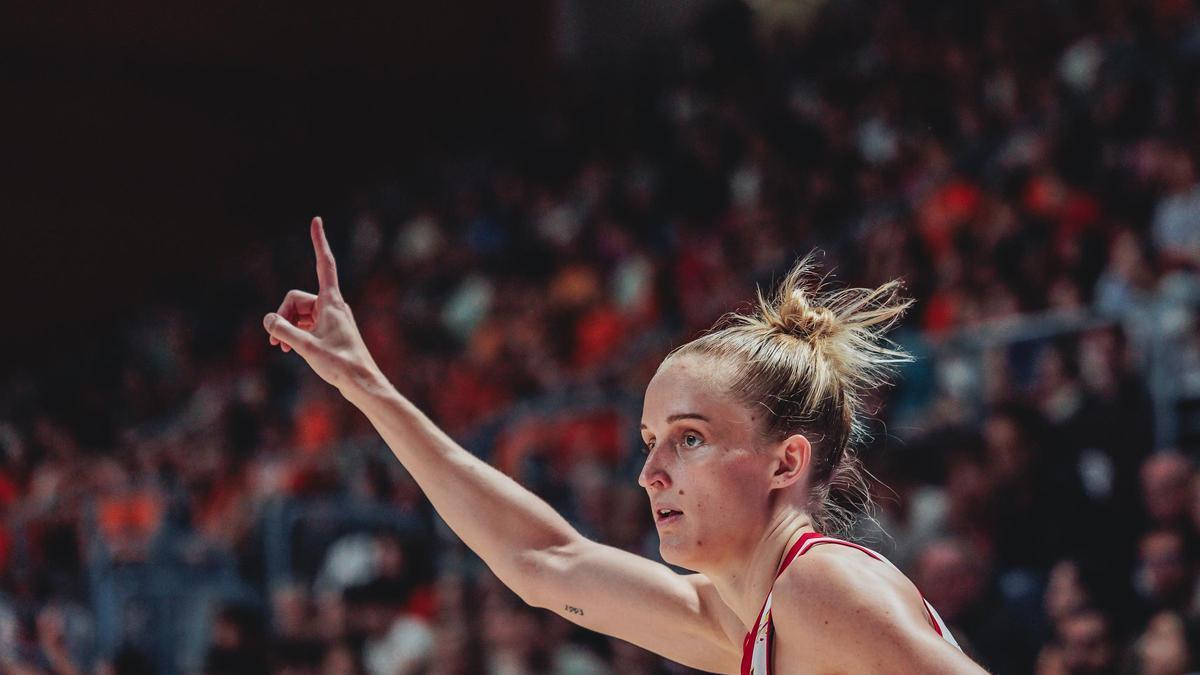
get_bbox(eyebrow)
[640,413,711,430]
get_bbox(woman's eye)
[640,442,654,455]
[682,433,702,448]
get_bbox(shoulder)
[771,543,909,630]
[769,545,972,673]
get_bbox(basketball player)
[262,218,987,674]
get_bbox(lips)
[654,506,684,525]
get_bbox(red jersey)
[740,532,960,675]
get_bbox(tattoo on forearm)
[564,604,584,616]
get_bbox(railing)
[82,493,425,674]
[82,495,258,674]
[922,275,1200,449]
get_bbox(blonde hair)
[669,253,914,537]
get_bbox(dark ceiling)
[1,1,552,363]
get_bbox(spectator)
[1044,610,1118,675]
[1153,150,1200,273]
[1135,529,1196,616]
[7,0,1200,670]
[1130,611,1195,675]
[912,538,1035,674]
[1141,453,1195,531]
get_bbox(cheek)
[681,454,761,518]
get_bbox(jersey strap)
[740,532,821,675]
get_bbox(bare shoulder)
[773,543,924,622]
[769,545,985,674]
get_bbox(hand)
[263,217,385,399]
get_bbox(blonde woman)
[263,218,987,674]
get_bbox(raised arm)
[262,218,743,673]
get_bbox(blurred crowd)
[4,0,1200,673]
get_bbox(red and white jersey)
[740,531,960,675]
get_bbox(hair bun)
[748,251,913,360]
[773,299,839,342]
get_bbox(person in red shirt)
[263,218,985,674]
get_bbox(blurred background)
[3,0,1200,673]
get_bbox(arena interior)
[4,1,1200,673]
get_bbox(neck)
[705,510,815,628]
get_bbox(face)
[1059,613,1114,675]
[983,414,1028,480]
[638,355,778,571]
[1138,530,1190,604]
[913,542,982,622]
[1137,612,1189,675]
[1142,454,1192,523]
[1045,561,1088,623]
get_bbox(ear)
[771,434,811,489]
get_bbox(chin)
[659,538,704,572]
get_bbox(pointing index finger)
[310,216,340,294]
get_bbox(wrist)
[341,363,395,407]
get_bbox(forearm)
[345,370,583,599]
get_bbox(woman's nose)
[638,452,671,489]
